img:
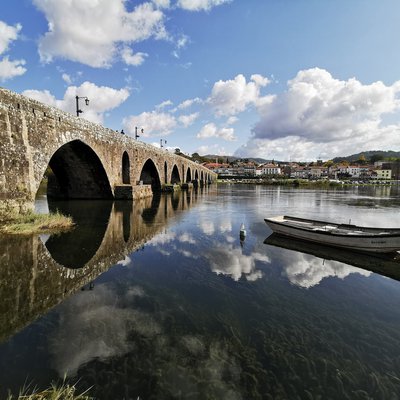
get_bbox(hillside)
[332,150,400,163]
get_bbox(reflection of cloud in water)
[50,285,160,377]
[179,232,196,244]
[219,219,232,233]
[148,231,176,246]
[117,255,131,267]
[281,252,371,288]
[226,235,236,243]
[178,249,199,258]
[207,244,268,281]
[200,220,215,235]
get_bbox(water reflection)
[3,185,400,399]
[0,189,207,345]
[46,199,113,268]
[265,233,400,287]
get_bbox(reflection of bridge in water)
[0,187,214,343]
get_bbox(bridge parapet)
[0,88,217,216]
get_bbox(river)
[1,184,400,399]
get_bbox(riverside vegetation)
[0,211,74,235]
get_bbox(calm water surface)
[1,184,400,399]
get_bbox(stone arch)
[139,159,161,191]
[164,162,168,184]
[186,167,191,183]
[46,139,113,199]
[122,151,130,184]
[181,165,184,182]
[171,164,180,184]
[200,171,204,183]
[195,170,199,180]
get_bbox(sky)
[2,0,400,161]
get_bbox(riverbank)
[217,178,397,187]
[0,211,74,235]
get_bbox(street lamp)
[75,95,89,117]
[160,139,167,148]
[135,126,143,140]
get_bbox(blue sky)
[2,0,400,161]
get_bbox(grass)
[6,381,92,400]
[0,211,74,235]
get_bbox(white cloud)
[121,47,149,66]
[61,73,72,84]
[226,116,238,125]
[123,110,177,136]
[177,0,231,11]
[177,97,202,110]
[208,74,270,116]
[0,21,26,81]
[23,81,129,124]
[196,122,236,141]
[33,0,167,68]
[155,99,173,110]
[0,57,26,81]
[153,0,171,8]
[236,68,400,160]
[178,112,199,127]
[0,21,21,55]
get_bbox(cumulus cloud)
[0,57,26,81]
[197,123,236,141]
[177,97,202,110]
[0,21,21,54]
[121,47,149,66]
[123,110,177,136]
[23,81,129,124]
[61,73,72,84]
[208,74,271,116]
[0,21,26,81]
[153,0,171,8]
[33,0,167,67]
[177,0,231,11]
[178,112,199,127]
[156,99,173,110]
[236,68,400,160]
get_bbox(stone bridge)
[0,87,217,216]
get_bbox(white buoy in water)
[240,223,246,239]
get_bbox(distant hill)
[204,155,268,164]
[332,150,400,163]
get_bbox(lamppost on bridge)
[160,139,167,148]
[75,95,89,117]
[135,126,143,140]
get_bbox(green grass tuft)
[0,211,74,235]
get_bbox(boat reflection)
[264,233,400,282]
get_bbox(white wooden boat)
[264,215,400,253]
